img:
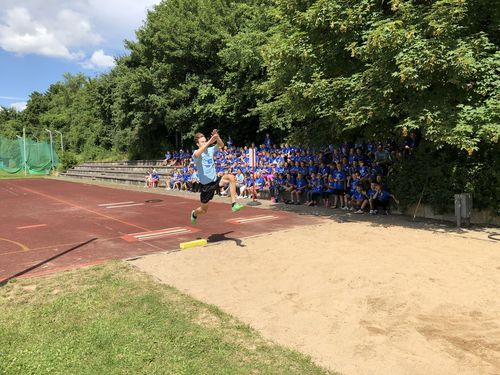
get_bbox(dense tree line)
[1,0,498,210]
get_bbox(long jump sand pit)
[131,218,500,375]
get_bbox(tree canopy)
[1,0,498,157]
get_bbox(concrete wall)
[400,203,500,226]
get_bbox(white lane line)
[98,201,135,206]
[134,228,190,239]
[122,227,196,242]
[16,224,48,230]
[233,215,279,223]
[106,203,145,209]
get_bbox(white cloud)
[0,1,161,48]
[81,49,115,70]
[0,7,101,60]
[0,1,161,70]
[11,101,27,111]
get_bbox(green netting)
[0,136,60,175]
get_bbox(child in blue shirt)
[368,182,399,214]
[290,173,307,204]
[324,174,336,208]
[352,185,370,213]
[283,173,296,204]
[304,174,323,206]
[331,165,347,210]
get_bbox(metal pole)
[45,129,54,171]
[16,135,25,175]
[23,127,27,176]
[55,130,64,153]
[247,147,261,206]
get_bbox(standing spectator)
[374,144,391,174]
[264,133,272,149]
[332,163,347,209]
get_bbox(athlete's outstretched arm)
[212,129,225,149]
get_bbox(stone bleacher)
[61,160,173,187]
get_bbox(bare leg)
[219,174,237,204]
[194,202,209,217]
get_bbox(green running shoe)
[231,202,245,213]
[190,210,197,224]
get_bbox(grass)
[0,170,46,179]
[0,262,337,375]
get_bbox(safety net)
[0,136,60,175]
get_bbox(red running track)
[0,179,321,282]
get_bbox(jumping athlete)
[190,129,244,224]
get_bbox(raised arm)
[212,129,225,149]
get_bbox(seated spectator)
[304,173,323,207]
[172,169,183,190]
[282,173,296,203]
[144,167,153,188]
[235,168,245,198]
[352,185,370,213]
[150,168,160,188]
[243,172,253,198]
[253,171,265,198]
[369,182,399,214]
[269,172,285,203]
[291,173,307,205]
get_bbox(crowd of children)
[159,134,418,214]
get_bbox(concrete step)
[61,172,167,187]
[79,160,169,167]
[71,166,173,175]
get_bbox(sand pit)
[131,218,500,375]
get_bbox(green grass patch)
[0,170,46,179]
[0,262,336,375]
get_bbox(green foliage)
[388,141,500,214]
[59,151,78,171]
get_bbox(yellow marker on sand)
[179,239,208,249]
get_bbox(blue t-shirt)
[308,165,318,175]
[319,166,330,176]
[296,178,307,190]
[326,181,336,193]
[352,191,364,201]
[333,170,346,190]
[311,178,323,193]
[193,145,219,185]
[359,165,370,177]
[255,177,265,188]
[378,190,391,201]
[368,189,376,199]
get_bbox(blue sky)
[0,0,162,111]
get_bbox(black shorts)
[333,189,345,196]
[374,198,389,209]
[200,176,222,204]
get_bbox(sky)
[0,0,162,111]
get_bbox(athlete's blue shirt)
[193,145,219,185]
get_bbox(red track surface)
[0,179,320,282]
